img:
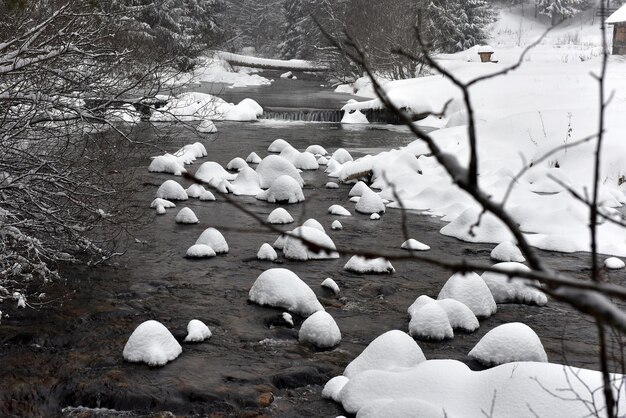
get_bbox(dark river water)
[1,81,625,418]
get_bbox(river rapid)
[1,78,624,418]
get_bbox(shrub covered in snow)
[481,262,547,306]
[122,320,182,366]
[195,227,229,254]
[401,239,430,251]
[175,207,199,224]
[185,244,216,258]
[257,243,278,261]
[256,175,305,203]
[267,208,294,224]
[282,226,338,260]
[299,311,341,348]
[469,322,548,366]
[184,319,212,342]
[438,272,496,318]
[343,330,426,378]
[156,180,188,201]
[256,155,304,188]
[248,268,324,316]
[344,256,394,274]
[328,204,351,216]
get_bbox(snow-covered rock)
[302,218,325,232]
[401,239,430,251]
[195,161,235,183]
[257,243,278,261]
[354,188,385,215]
[490,241,525,262]
[156,205,166,215]
[186,184,207,199]
[481,262,547,306]
[317,156,329,165]
[267,208,294,224]
[349,181,370,197]
[344,256,394,274]
[282,226,339,260]
[299,311,341,348]
[156,180,188,201]
[605,257,625,270]
[185,244,217,258]
[294,152,319,170]
[331,148,353,164]
[321,278,340,294]
[469,322,548,366]
[437,272,496,318]
[355,399,448,418]
[331,220,343,230]
[326,182,339,189]
[184,319,212,342]
[230,167,263,196]
[369,213,380,220]
[328,204,351,216]
[195,227,229,254]
[151,198,175,209]
[408,302,453,341]
[282,312,294,327]
[226,157,248,171]
[408,295,479,335]
[343,330,426,378]
[268,138,291,153]
[256,155,304,188]
[175,207,199,224]
[441,208,513,244]
[248,268,324,316]
[122,320,182,366]
[246,152,262,164]
[197,119,217,133]
[322,376,349,402]
[199,190,216,201]
[306,145,328,155]
[341,109,369,124]
[149,155,187,176]
[256,175,305,203]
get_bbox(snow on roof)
[607,4,626,24]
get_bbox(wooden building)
[607,4,626,55]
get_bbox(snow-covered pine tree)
[535,0,590,25]
[280,0,319,59]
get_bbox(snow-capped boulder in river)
[349,181,369,197]
[186,184,207,199]
[305,144,328,156]
[267,207,294,224]
[302,218,325,232]
[156,180,188,201]
[185,244,216,259]
[226,157,248,171]
[151,198,175,209]
[343,330,426,378]
[175,207,199,224]
[354,189,385,215]
[605,257,625,270]
[256,175,305,203]
[408,302,453,341]
[256,155,304,188]
[328,204,351,216]
[407,295,478,339]
[230,167,263,196]
[294,152,319,170]
[438,272,496,318]
[123,320,182,366]
[248,268,324,316]
[341,109,369,124]
[257,243,278,261]
[299,311,341,348]
[195,227,229,254]
[481,262,547,306]
[330,148,353,164]
[321,278,340,294]
[268,138,292,153]
[322,376,349,402]
[401,239,430,251]
[331,220,343,230]
[469,322,548,366]
[282,226,339,260]
[246,152,262,164]
[184,319,212,342]
[196,119,217,133]
[344,256,394,274]
[149,155,187,176]
[490,241,525,262]
[195,161,236,183]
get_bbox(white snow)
[349,181,370,197]
[321,278,340,294]
[606,4,626,24]
[490,241,525,262]
[355,189,386,214]
[328,204,352,216]
[408,302,453,341]
[317,156,329,165]
[369,213,380,220]
[195,228,229,254]
[246,152,262,164]
[256,175,305,203]
[256,155,304,188]
[186,54,272,87]
[266,208,294,225]
[330,148,353,164]
[185,244,216,259]
[306,145,328,155]
[151,92,262,122]
[605,257,626,270]
[195,161,236,184]
[280,71,293,79]
[175,207,199,224]
[268,138,292,153]
[184,319,212,342]
[230,167,263,196]
[150,198,175,209]
[322,376,349,402]
[302,218,325,232]
[331,220,343,230]
[325,182,338,189]
[344,256,394,274]
[248,268,324,316]
[215,51,328,71]
[298,311,341,348]
[196,119,217,133]
[186,184,207,199]
[437,272,496,318]
[122,320,182,366]
[257,243,278,261]
[293,151,319,170]
[407,295,479,335]
[282,226,339,260]
[149,155,187,176]
[355,399,448,418]
[156,205,166,215]
[156,180,188,201]
[199,191,216,201]
[341,109,369,124]
[482,262,547,306]
[226,157,249,171]
[282,312,294,327]
[401,239,430,251]
[343,330,426,378]
[468,322,548,366]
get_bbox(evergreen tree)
[280,0,319,59]
[536,0,590,25]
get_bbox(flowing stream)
[1,77,624,418]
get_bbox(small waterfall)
[261,107,407,124]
